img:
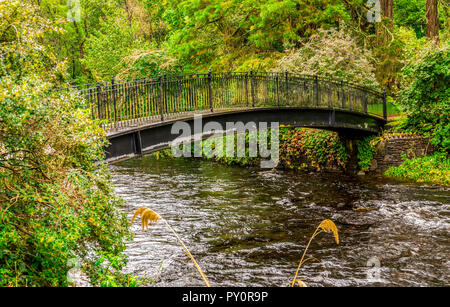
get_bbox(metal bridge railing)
[60,70,387,131]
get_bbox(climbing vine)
[279,128,349,171]
[357,136,377,172]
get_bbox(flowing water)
[110,156,449,287]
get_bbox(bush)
[0,0,134,286]
[274,28,379,90]
[0,77,135,286]
[397,45,450,151]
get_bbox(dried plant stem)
[161,218,211,287]
[291,219,340,287]
[131,207,211,287]
[291,228,323,287]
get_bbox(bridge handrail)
[55,71,383,97]
[56,71,387,131]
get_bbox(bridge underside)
[105,107,386,163]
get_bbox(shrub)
[274,28,379,90]
[0,0,134,286]
[397,45,450,151]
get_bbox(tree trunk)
[376,0,393,44]
[380,0,393,20]
[426,0,440,44]
[123,0,133,29]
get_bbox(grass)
[368,102,401,117]
[385,152,450,185]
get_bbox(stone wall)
[369,135,435,173]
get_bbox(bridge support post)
[329,109,336,127]
[134,131,143,156]
[382,89,387,120]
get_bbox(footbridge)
[64,71,387,162]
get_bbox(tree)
[163,0,352,71]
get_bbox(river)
[109,156,449,287]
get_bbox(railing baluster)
[62,71,386,132]
[208,68,213,112]
[158,73,164,121]
[250,69,255,108]
[111,77,117,129]
[276,74,280,106]
[315,75,319,107]
[285,70,288,105]
[245,72,249,107]
[96,82,102,123]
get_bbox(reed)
[131,207,211,287]
[291,219,339,287]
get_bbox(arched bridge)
[66,71,387,162]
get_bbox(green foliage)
[397,46,450,150]
[394,0,447,39]
[357,136,377,171]
[81,15,179,80]
[385,152,450,185]
[157,127,349,171]
[394,0,427,38]
[176,130,267,167]
[0,1,66,82]
[0,0,134,287]
[81,16,145,80]
[201,130,264,167]
[163,0,351,72]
